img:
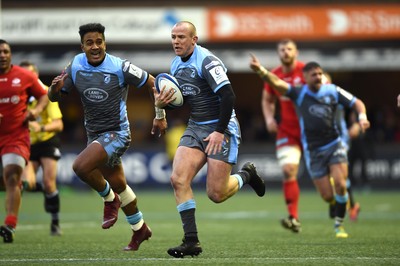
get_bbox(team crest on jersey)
[323,96,332,104]
[83,88,109,102]
[11,95,20,104]
[104,74,111,84]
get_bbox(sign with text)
[2,8,206,44]
[208,5,400,42]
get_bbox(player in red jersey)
[0,39,48,243]
[256,39,304,233]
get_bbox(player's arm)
[28,94,49,122]
[48,73,68,102]
[261,89,278,134]
[204,84,235,155]
[249,53,289,95]
[346,111,361,139]
[140,73,169,137]
[352,98,370,133]
[215,84,235,134]
[397,94,400,107]
[37,102,64,133]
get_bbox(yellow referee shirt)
[29,80,63,144]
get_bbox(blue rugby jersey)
[286,83,356,150]
[170,44,236,124]
[61,53,148,134]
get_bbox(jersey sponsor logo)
[79,72,93,77]
[12,78,21,87]
[0,97,10,103]
[83,88,109,102]
[209,65,228,85]
[205,60,221,70]
[1,96,20,104]
[308,104,331,119]
[180,83,200,96]
[293,76,303,87]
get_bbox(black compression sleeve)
[215,84,236,133]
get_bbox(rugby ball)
[155,73,184,108]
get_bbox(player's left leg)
[100,162,152,252]
[346,179,360,221]
[120,186,152,251]
[330,163,349,238]
[21,161,43,192]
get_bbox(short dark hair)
[19,60,39,74]
[277,38,297,49]
[0,39,9,45]
[78,23,105,43]
[303,61,321,73]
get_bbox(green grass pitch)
[1,187,399,265]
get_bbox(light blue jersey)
[287,83,356,151]
[61,53,148,134]
[170,44,236,124]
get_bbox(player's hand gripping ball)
[155,73,184,108]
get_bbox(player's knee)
[207,188,225,203]
[321,192,334,203]
[72,160,84,177]
[170,173,188,191]
[119,185,137,207]
[282,165,298,181]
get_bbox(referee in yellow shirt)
[20,61,64,236]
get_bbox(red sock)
[283,180,300,219]
[5,215,18,229]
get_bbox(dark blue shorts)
[179,117,241,164]
[303,140,348,179]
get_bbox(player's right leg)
[277,145,302,233]
[168,146,204,258]
[72,142,121,229]
[1,153,26,243]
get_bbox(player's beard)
[281,56,295,67]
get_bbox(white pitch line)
[0,257,398,263]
